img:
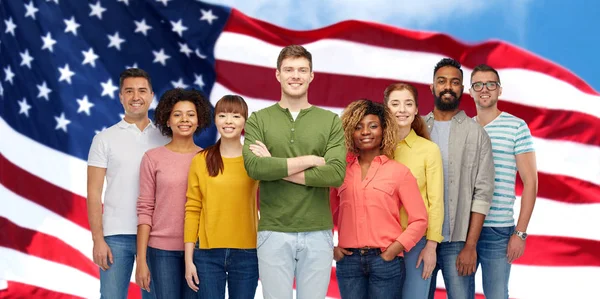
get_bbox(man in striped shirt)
[470,64,538,299]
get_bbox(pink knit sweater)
[137,146,200,251]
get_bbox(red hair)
[383,83,430,140]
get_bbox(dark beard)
[434,89,462,111]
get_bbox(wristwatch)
[514,230,528,240]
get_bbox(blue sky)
[208,0,600,93]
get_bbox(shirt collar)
[349,154,390,166]
[116,119,155,130]
[425,110,468,123]
[400,129,418,148]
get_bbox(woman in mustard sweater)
[384,83,444,299]
[184,95,259,298]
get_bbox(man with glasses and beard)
[424,58,495,299]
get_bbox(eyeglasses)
[471,81,500,92]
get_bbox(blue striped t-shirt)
[475,112,534,227]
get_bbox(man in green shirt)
[243,45,346,299]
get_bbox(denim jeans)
[193,248,259,299]
[428,241,475,299]
[257,230,333,299]
[477,226,513,299]
[335,248,405,299]
[403,237,431,299]
[99,235,152,299]
[146,246,196,299]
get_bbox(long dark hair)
[202,95,248,177]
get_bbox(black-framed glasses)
[471,81,500,92]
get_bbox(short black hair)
[433,58,463,78]
[119,68,153,92]
[471,64,501,84]
[154,88,212,137]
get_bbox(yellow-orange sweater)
[184,153,258,249]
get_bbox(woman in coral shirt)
[332,99,428,299]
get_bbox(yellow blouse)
[394,129,444,242]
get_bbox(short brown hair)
[277,45,312,71]
[119,68,153,92]
[383,83,430,140]
[470,64,501,84]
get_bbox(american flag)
[1,1,598,299]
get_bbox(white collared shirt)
[88,120,170,236]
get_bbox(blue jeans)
[99,235,152,299]
[335,248,405,299]
[477,226,513,299]
[193,248,259,299]
[403,237,431,299]
[146,246,196,299]
[257,230,333,299]
[428,241,475,299]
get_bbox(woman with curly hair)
[384,83,443,299]
[183,95,259,298]
[331,99,428,299]
[135,88,212,299]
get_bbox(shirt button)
[291,128,295,132]
[291,140,294,143]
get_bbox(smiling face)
[386,89,418,129]
[167,100,198,138]
[119,77,153,120]
[353,114,383,154]
[470,71,502,109]
[276,57,314,99]
[215,112,245,140]
[431,66,464,111]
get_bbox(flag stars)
[20,49,34,68]
[58,64,76,84]
[117,0,129,5]
[95,126,107,135]
[126,63,138,69]
[171,78,189,89]
[24,2,39,20]
[4,66,15,85]
[134,19,152,36]
[152,49,170,66]
[194,73,205,89]
[76,95,95,116]
[101,78,118,99]
[64,17,80,36]
[54,113,71,133]
[156,0,171,6]
[108,32,126,50]
[18,98,32,117]
[41,32,57,52]
[195,48,207,59]
[171,19,188,37]
[5,18,17,36]
[46,0,59,3]
[37,81,52,101]
[179,42,193,58]
[200,9,218,25]
[82,48,99,67]
[89,1,107,20]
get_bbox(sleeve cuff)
[138,215,153,227]
[471,199,491,215]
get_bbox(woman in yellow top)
[384,83,444,299]
[183,95,259,299]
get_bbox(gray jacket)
[424,110,494,242]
